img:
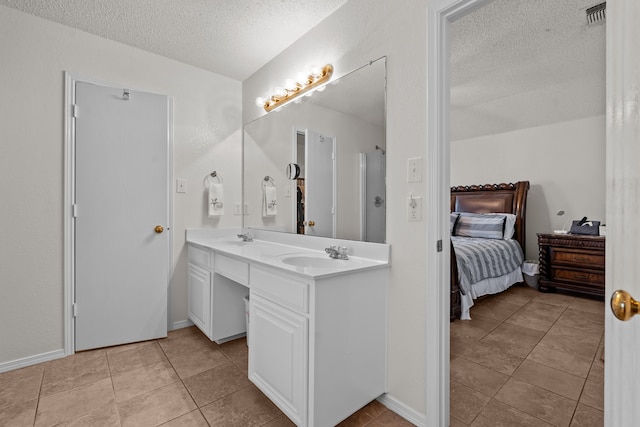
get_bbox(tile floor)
[0,326,413,427]
[450,284,605,427]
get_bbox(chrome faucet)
[325,245,349,260]
[237,232,254,242]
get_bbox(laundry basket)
[522,260,540,289]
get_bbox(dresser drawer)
[215,254,249,286]
[551,268,604,286]
[188,244,212,270]
[551,249,604,269]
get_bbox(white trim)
[64,73,175,352]
[426,1,494,425]
[0,349,66,374]
[171,319,195,331]
[377,393,426,427]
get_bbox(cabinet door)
[187,263,211,338]
[249,294,308,426]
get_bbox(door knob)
[610,290,640,321]
[308,220,316,227]
[154,225,164,234]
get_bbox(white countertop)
[186,228,390,279]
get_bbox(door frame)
[63,72,174,355]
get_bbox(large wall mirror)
[243,57,386,242]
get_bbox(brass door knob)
[154,225,164,234]
[308,220,316,227]
[611,290,640,321]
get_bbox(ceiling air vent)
[586,2,606,25]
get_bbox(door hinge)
[72,104,78,118]
[72,204,78,218]
[72,303,78,318]
[437,239,443,252]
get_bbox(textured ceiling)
[0,0,349,80]
[451,0,606,140]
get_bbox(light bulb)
[284,79,296,91]
[255,97,265,107]
[274,86,286,97]
[316,85,326,92]
[309,65,322,78]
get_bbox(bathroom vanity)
[186,228,390,427]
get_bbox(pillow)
[453,212,506,239]
[450,213,460,234]
[500,213,516,240]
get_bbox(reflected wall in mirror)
[243,57,386,242]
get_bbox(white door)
[304,129,335,237]
[604,3,640,425]
[74,82,169,351]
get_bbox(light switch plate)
[407,157,422,183]
[176,179,187,193]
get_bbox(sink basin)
[280,254,350,269]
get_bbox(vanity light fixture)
[255,64,333,112]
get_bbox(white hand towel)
[262,186,278,217]
[208,183,224,217]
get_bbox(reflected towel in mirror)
[263,186,278,217]
[208,183,224,217]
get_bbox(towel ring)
[203,171,223,188]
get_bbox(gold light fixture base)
[262,64,333,112]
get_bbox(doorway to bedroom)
[447,0,606,425]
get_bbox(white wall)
[451,115,606,259]
[0,6,242,368]
[243,0,430,418]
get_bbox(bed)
[450,181,530,320]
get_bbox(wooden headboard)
[450,181,530,252]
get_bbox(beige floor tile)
[183,363,252,407]
[570,403,603,427]
[0,364,44,383]
[587,360,604,384]
[218,337,249,371]
[41,349,110,396]
[532,293,575,308]
[450,357,509,397]
[168,345,230,379]
[568,297,605,315]
[262,414,297,426]
[112,359,180,402]
[526,345,593,378]
[494,378,577,427]
[537,324,601,360]
[0,369,42,409]
[491,285,538,306]
[58,402,120,427]
[460,340,524,375]
[159,409,210,426]
[470,399,554,427]
[158,329,218,362]
[337,399,386,426]
[0,399,37,426]
[35,377,115,427]
[555,308,604,335]
[105,339,159,357]
[470,298,523,322]
[479,322,545,358]
[450,380,491,425]
[449,415,469,427]
[366,409,416,426]
[200,384,282,426]
[117,381,196,427]
[512,360,585,401]
[579,377,604,411]
[108,341,167,375]
[504,301,566,332]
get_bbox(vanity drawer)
[250,265,309,314]
[215,254,249,286]
[188,244,212,270]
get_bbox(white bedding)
[459,266,523,320]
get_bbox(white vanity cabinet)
[249,264,387,427]
[187,244,249,343]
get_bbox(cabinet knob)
[611,290,640,321]
[154,225,164,234]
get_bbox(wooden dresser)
[538,233,605,298]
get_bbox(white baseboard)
[377,393,426,427]
[0,349,66,374]
[171,319,194,331]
